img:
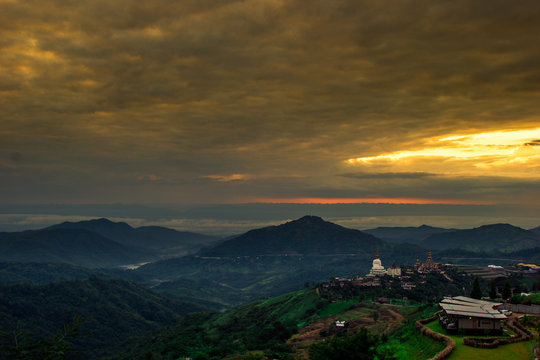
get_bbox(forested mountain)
[110,289,328,360]
[363,225,453,245]
[0,277,206,358]
[109,280,459,360]
[135,218,428,306]
[135,216,389,305]
[422,223,540,252]
[0,262,141,285]
[200,215,383,257]
[530,225,540,236]
[48,218,219,254]
[0,228,149,268]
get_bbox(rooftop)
[440,296,507,320]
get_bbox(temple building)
[366,250,387,277]
[418,250,440,273]
[387,262,402,277]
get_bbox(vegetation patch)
[383,305,445,360]
[425,320,535,360]
[316,299,359,318]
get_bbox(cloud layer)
[1,0,540,209]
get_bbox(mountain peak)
[89,218,115,224]
[201,216,380,257]
[293,215,325,224]
[476,223,515,229]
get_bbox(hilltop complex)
[365,250,437,279]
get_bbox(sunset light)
[253,197,494,205]
[2,0,540,224]
[346,127,540,176]
[3,2,540,358]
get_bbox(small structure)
[366,249,387,277]
[401,282,416,290]
[387,262,401,277]
[439,296,506,333]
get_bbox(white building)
[366,250,387,277]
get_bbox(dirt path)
[288,303,405,358]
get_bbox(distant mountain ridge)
[0,228,149,268]
[530,225,540,236]
[422,223,540,252]
[200,215,383,257]
[0,218,220,268]
[48,218,219,254]
[363,225,453,244]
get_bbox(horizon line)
[249,197,496,205]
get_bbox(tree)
[372,311,379,324]
[470,277,482,299]
[308,328,379,360]
[489,280,497,299]
[502,280,512,301]
[0,315,88,359]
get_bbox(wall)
[498,303,540,314]
[463,318,532,349]
[458,318,500,330]
[415,313,455,360]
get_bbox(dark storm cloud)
[9,152,22,163]
[1,0,540,204]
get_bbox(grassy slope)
[425,320,534,360]
[317,300,359,318]
[385,305,446,360]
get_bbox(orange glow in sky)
[346,127,540,165]
[251,197,494,205]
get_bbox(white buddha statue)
[367,249,387,277]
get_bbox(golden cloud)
[346,127,540,177]
[203,174,254,182]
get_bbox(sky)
[1,0,540,233]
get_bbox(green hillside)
[0,277,206,358]
[108,288,453,360]
[137,254,399,306]
[109,289,325,360]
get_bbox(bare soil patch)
[288,303,405,357]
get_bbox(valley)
[1,216,539,359]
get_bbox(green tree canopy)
[309,328,379,360]
[489,280,497,299]
[470,277,482,299]
[502,280,512,300]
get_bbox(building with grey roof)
[439,296,507,333]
